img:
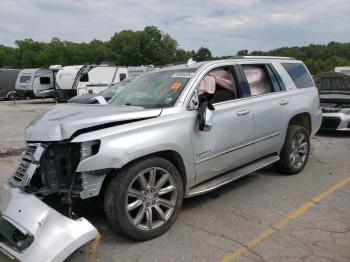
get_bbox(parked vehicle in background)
[0,57,321,261]
[15,65,62,99]
[335,66,350,76]
[314,71,350,131]
[0,68,20,100]
[55,64,154,102]
[68,77,135,104]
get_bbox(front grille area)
[13,143,45,186]
[321,117,341,130]
[12,142,82,196]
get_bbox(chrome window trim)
[195,133,280,164]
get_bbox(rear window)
[19,75,31,83]
[282,63,314,89]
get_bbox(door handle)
[236,109,251,116]
[279,100,289,105]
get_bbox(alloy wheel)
[290,132,308,169]
[125,167,177,231]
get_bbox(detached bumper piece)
[0,183,97,262]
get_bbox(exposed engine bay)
[10,141,110,214]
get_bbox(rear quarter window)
[282,63,314,89]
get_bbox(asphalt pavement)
[0,100,349,262]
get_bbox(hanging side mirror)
[198,106,213,132]
[198,93,214,132]
[187,90,199,110]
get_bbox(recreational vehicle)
[15,65,62,99]
[0,68,20,100]
[55,64,154,102]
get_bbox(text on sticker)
[172,72,195,78]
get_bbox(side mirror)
[187,90,199,110]
[198,105,213,132]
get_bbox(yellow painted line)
[218,176,350,262]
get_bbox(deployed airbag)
[243,66,271,95]
[197,69,236,95]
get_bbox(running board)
[187,155,280,197]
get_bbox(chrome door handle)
[279,100,289,105]
[236,109,251,116]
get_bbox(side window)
[39,77,50,85]
[19,76,31,83]
[197,67,238,104]
[282,63,314,89]
[119,73,127,81]
[80,73,89,82]
[241,65,274,96]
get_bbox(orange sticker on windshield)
[171,82,182,90]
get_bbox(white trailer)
[54,64,154,102]
[15,66,62,99]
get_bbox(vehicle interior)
[197,67,237,104]
[196,65,274,104]
[241,65,273,96]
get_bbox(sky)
[0,0,349,56]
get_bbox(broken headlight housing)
[80,140,100,160]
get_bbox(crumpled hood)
[25,104,162,141]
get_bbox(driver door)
[190,66,255,184]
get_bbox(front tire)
[104,157,184,241]
[277,125,310,175]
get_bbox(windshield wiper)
[124,103,146,108]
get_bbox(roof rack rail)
[242,56,295,60]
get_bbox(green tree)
[194,47,212,61]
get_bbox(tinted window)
[119,73,127,81]
[19,75,31,83]
[39,77,50,85]
[80,73,89,82]
[282,63,314,89]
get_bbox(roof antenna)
[187,58,196,66]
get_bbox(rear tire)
[104,157,184,241]
[277,125,310,175]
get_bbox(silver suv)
[0,57,322,261]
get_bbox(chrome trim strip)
[195,141,255,164]
[254,132,280,143]
[195,132,280,164]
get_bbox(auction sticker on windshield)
[172,72,195,78]
[171,82,182,90]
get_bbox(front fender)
[72,113,197,189]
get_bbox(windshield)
[109,69,196,108]
[102,81,129,95]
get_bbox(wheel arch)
[288,112,312,134]
[100,150,188,198]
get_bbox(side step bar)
[187,155,280,197]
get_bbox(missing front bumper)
[0,183,97,262]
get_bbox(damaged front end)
[0,141,108,262]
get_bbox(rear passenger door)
[238,63,292,159]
